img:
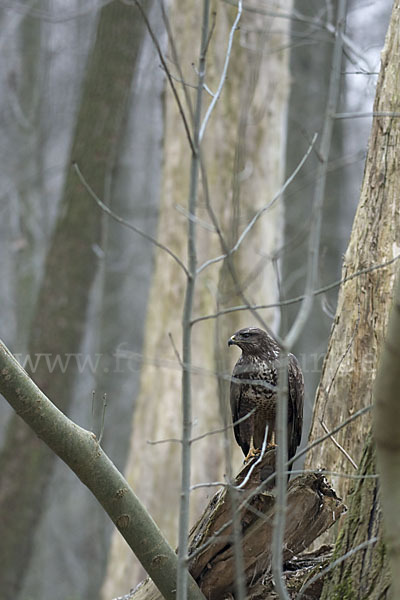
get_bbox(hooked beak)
[228,335,237,347]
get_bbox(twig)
[335,110,400,119]
[168,332,184,367]
[98,393,107,445]
[73,163,188,277]
[128,0,195,154]
[198,0,242,142]
[192,254,400,324]
[296,537,378,600]
[284,0,347,350]
[190,481,228,491]
[320,420,358,469]
[196,133,318,275]
[235,425,269,490]
[147,409,256,446]
[289,469,378,480]
[175,204,216,232]
[160,0,194,118]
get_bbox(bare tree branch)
[73,162,189,276]
[196,132,317,275]
[128,0,195,154]
[198,0,242,142]
[192,254,400,324]
[0,340,206,600]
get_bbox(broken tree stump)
[124,450,346,600]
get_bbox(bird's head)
[228,327,278,356]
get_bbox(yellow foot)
[244,447,261,463]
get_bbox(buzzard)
[228,327,304,464]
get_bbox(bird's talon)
[244,447,261,463]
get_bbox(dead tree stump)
[125,450,346,600]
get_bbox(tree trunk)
[305,0,400,506]
[320,433,391,600]
[0,3,149,597]
[374,273,400,599]
[101,0,292,596]
[308,2,400,598]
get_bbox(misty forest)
[1,1,400,600]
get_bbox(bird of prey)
[228,327,304,464]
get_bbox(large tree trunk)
[374,272,400,599]
[0,3,149,597]
[308,1,400,597]
[305,0,400,505]
[101,0,292,596]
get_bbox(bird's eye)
[242,332,251,338]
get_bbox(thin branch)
[335,110,400,119]
[129,0,195,154]
[274,5,345,573]
[175,204,216,232]
[160,0,194,119]
[284,0,347,350]
[320,420,358,469]
[223,0,374,75]
[147,437,182,446]
[148,409,256,446]
[98,393,107,445]
[296,537,378,600]
[198,0,242,142]
[73,162,189,277]
[192,240,400,325]
[196,132,318,275]
[168,332,184,368]
[200,154,278,337]
[235,425,269,491]
[190,481,228,491]
[289,469,378,481]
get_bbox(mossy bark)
[320,433,391,600]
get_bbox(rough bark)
[304,2,400,598]
[305,0,400,506]
[0,3,149,597]
[320,433,391,600]
[374,272,400,597]
[102,0,292,595]
[126,450,345,600]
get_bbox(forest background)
[0,1,396,599]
